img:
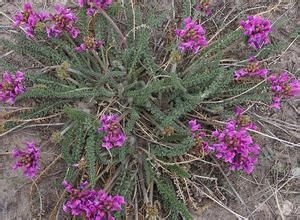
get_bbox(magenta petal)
[240,15,272,49]
[176,17,208,54]
[12,142,39,178]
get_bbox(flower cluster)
[240,16,272,49]
[268,72,300,109]
[63,181,125,219]
[195,0,212,16]
[12,142,40,177]
[188,120,211,154]
[14,4,79,39]
[78,0,113,16]
[46,5,80,38]
[234,56,268,80]
[211,108,260,174]
[75,36,104,52]
[98,115,126,149]
[0,71,25,105]
[175,17,208,54]
[13,3,47,38]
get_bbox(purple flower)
[75,36,104,52]
[96,192,125,219]
[12,142,40,178]
[13,3,36,38]
[195,0,212,17]
[240,16,272,49]
[46,5,80,38]
[235,106,257,130]
[63,180,93,217]
[234,56,268,80]
[37,11,49,22]
[188,119,212,154]
[211,109,260,174]
[98,115,126,149]
[268,72,300,109]
[0,71,26,105]
[78,0,85,7]
[175,17,208,54]
[63,181,125,220]
[13,3,48,38]
[188,119,201,132]
[78,0,113,16]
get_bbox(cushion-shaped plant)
[1,1,299,219]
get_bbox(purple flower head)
[12,142,40,178]
[268,72,300,109]
[37,11,49,22]
[97,192,125,215]
[188,119,212,154]
[195,0,212,17]
[175,17,208,54]
[234,56,268,80]
[235,106,257,130]
[78,0,113,16]
[240,16,272,49]
[188,119,201,132]
[211,110,260,174]
[75,36,104,52]
[63,181,125,220]
[13,3,48,38]
[78,0,85,7]
[63,180,94,217]
[13,3,35,26]
[98,114,127,149]
[0,71,26,105]
[47,5,80,38]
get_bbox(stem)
[65,34,93,71]
[99,9,128,48]
[0,152,12,156]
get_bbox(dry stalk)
[211,157,250,213]
[247,175,295,218]
[187,179,247,219]
[30,155,62,192]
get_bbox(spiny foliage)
[156,176,192,219]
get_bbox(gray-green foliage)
[156,177,192,219]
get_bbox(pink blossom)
[211,108,260,174]
[0,71,25,105]
[188,119,201,132]
[234,56,268,80]
[78,0,113,16]
[46,5,80,38]
[12,142,40,178]
[75,36,103,52]
[188,120,212,153]
[195,0,212,16]
[13,3,48,38]
[175,17,208,54]
[235,106,257,130]
[63,181,125,219]
[268,72,300,109]
[240,16,272,49]
[98,115,126,149]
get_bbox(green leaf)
[166,165,190,178]
[86,129,97,187]
[155,177,192,219]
